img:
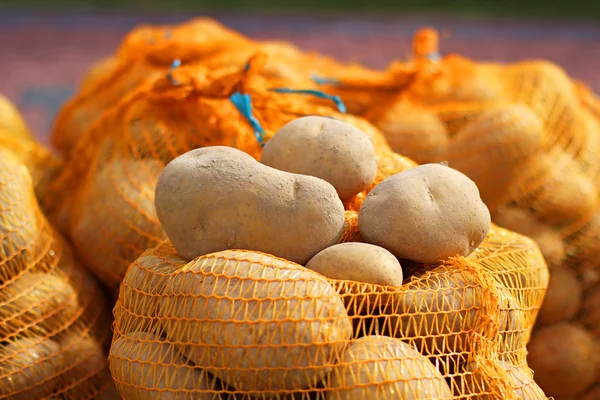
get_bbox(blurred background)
[1,0,599,144]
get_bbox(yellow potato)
[158,250,353,393]
[536,266,581,326]
[0,338,63,400]
[0,272,78,340]
[261,116,378,200]
[358,163,491,263]
[326,335,453,399]
[526,322,598,398]
[155,146,346,264]
[109,331,216,399]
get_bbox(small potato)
[536,266,581,326]
[155,146,346,264]
[493,206,566,268]
[326,335,453,400]
[527,322,599,398]
[0,272,79,340]
[359,163,491,263]
[576,284,600,337]
[0,338,63,400]
[306,242,403,314]
[109,331,217,399]
[158,250,353,393]
[261,116,378,199]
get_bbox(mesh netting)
[108,222,548,399]
[0,149,116,399]
[313,27,600,398]
[43,52,391,294]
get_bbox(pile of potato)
[42,52,391,295]
[0,100,117,399]
[109,116,549,399]
[311,27,600,400]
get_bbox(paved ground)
[1,13,599,146]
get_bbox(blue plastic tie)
[270,88,346,113]
[243,61,251,72]
[167,59,182,85]
[229,91,265,146]
[311,75,340,86]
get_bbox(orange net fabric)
[108,222,548,399]
[315,26,600,399]
[0,149,116,399]
[43,52,391,294]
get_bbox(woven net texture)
[108,221,549,399]
[313,27,600,399]
[0,135,117,398]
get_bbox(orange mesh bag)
[51,17,254,156]
[107,220,548,399]
[0,149,117,399]
[0,94,31,140]
[43,52,391,294]
[316,26,600,399]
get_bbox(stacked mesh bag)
[44,18,551,399]
[313,27,600,399]
[0,95,117,399]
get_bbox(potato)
[306,242,402,314]
[260,116,378,200]
[0,93,31,139]
[0,338,63,400]
[526,322,598,397]
[117,241,187,335]
[58,332,114,399]
[445,104,543,212]
[493,206,566,268]
[158,250,353,393]
[536,266,581,326]
[358,163,491,263]
[369,101,449,164]
[326,335,453,399]
[457,359,546,400]
[384,265,488,359]
[580,384,600,400]
[70,156,166,291]
[0,272,79,340]
[155,146,345,264]
[0,149,40,281]
[109,331,216,399]
[577,284,600,337]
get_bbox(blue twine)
[243,61,251,72]
[167,59,182,85]
[270,88,346,113]
[229,91,265,146]
[311,75,340,86]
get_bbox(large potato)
[526,322,598,398]
[155,146,345,264]
[158,250,353,393]
[0,272,79,340]
[109,331,216,399]
[0,149,40,282]
[326,335,453,399]
[536,266,581,326]
[70,156,166,291]
[261,116,378,200]
[358,163,491,263]
[306,242,403,314]
[0,338,63,400]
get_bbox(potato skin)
[155,146,346,264]
[261,116,378,200]
[158,250,353,393]
[109,331,216,399]
[358,163,491,263]
[306,242,402,286]
[326,335,453,400]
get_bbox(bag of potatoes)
[106,139,548,399]
[0,149,116,399]
[43,53,391,294]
